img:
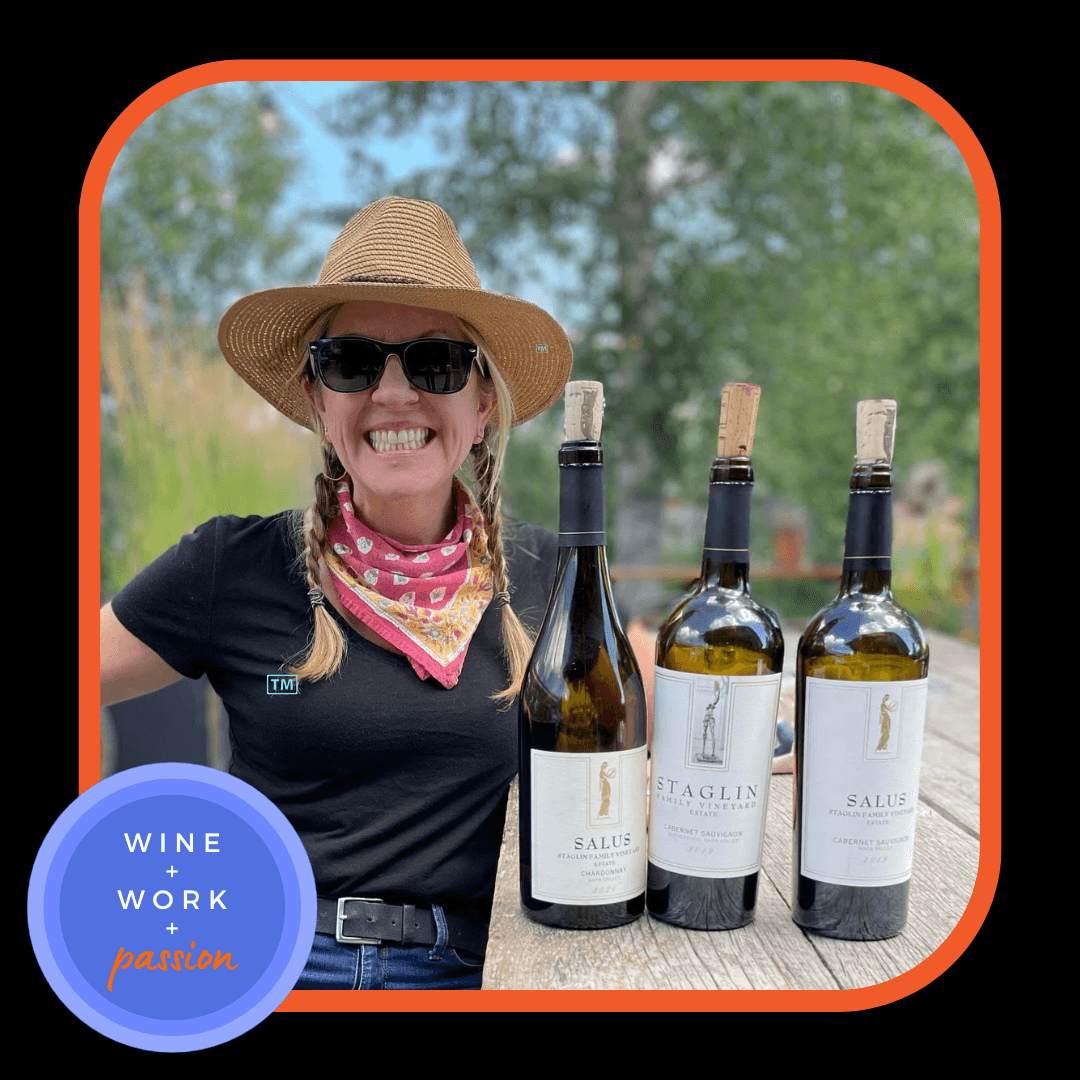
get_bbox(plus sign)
[166,866,179,877]
[166,923,178,935]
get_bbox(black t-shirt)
[110,511,558,913]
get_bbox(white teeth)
[368,428,431,453]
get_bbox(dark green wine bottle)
[646,384,784,930]
[792,399,930,940]
[519,380,647,929]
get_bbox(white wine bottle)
[646,383,784,930]
[792,399,930,940]
[518,380,647,929]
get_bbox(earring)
[321,440,347,482]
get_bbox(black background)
[24,56,1005,1054]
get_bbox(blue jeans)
[293,903,485,989]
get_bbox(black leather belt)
[316,897,488,959]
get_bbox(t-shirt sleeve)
[108,517,225,680]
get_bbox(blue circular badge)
[28,764,317,1051]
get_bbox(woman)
[100,197,573,989]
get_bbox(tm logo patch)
[266,675,298,695]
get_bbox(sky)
[100,80,531,324]
[263,81,575,335]
[100,78,973,349]
[267,82,397,254]
[98,78,739,346]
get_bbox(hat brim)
[218,282,573,430]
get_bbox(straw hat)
[218,197,573,429]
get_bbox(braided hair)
[287,308,535,708]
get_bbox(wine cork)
[716,383,760,456]
[564,380,604,441]
[855,399,897,463]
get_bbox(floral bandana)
[322,479,494,688]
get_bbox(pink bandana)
[322,479,494,688]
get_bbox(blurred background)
[99,80,979,773]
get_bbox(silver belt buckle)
[336,897,384,945]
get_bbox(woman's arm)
[100,601,184,706]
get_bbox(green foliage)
[892,513,976,639]
[100,80,978,637]
[674,83,979,564]
[501,412,561,533]
[100,291,321,600]
[99,83,330,599]
[319,80,978,631]
[745,577,840,629]
[101,84,317,323]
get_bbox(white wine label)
[800,676,928,887]
[530,746,647,905]
[648,668,781,878]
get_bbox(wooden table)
[482,627,981,992]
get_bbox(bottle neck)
[558,440,606,549]
[701,457,752,590]
[553,441,621,636]
[840,461,893,596]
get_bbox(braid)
[285,307,541,703]
[471,437,536,708]
[287,440,348,681]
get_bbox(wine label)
[648,668,781,878]
[529,746,647,904]
[799,677,928,887]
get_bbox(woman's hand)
[100,602,184,706]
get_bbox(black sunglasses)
[308,336,482,395]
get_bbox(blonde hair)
[286,307,535,708]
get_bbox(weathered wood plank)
[488,772,978,990]
[792,800,979,989]
[919,629,981,838]
[486,632,982,991]
[923,630,980,691]
[485,777,837,990]
[919,729,980,838]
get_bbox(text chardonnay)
[519,380,648,929]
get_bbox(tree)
[671,82,979,563]
[100,83,320,598]
[100,83,316,324]
[317,81,979,617]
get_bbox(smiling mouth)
[367,428,433,453]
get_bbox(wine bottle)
[646,383,784,930]
[792,399,930,940]
[518,380,647,929]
